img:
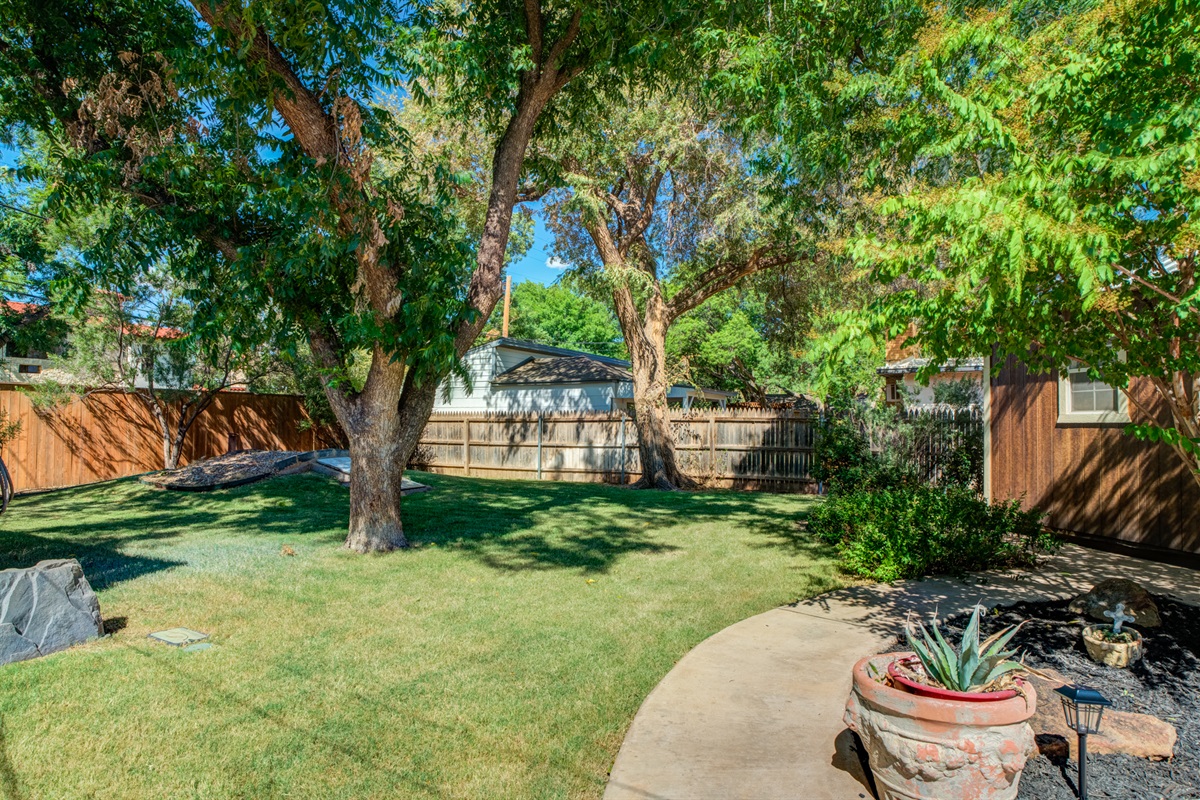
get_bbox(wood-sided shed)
[985,355,1200,562]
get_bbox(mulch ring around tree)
[896,596,1200,800]
[141,450,340,491]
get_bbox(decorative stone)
[1034,734,1070,761]
[845,654,1038,800]
[1068,579,1161,628]
[0,559,103,665]
[1081,624,1144,668]
[1027,669,1175,761]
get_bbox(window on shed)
[1057,362,1129,424]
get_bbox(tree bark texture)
[613,286,696,490]
[320,345,411,553]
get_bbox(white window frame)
[1057,360,1130,425]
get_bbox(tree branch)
[667,249,799,321]
[189,1,339,161]
[524,0,543,66]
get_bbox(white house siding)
[434,342,622,413]
[432,340,726,413]
[434,379,617,413]
[436,346,499,409]
[489,384,616,413]
[890,371,982,405]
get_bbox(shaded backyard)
[0,472,842,800]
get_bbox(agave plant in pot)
[844,607,1038,800]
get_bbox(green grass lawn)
[0,472,841,800]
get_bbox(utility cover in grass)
[148,628,209,647]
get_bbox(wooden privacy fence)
[410,409,818,491]
[895,405,984,486]
[0,385,331,492]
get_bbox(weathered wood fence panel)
[0,385,328,492]
[410,410,818,491]
[899,405,984,486]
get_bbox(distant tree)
[0,182,72,360]
[666,291,804,402]
[499,281,623,356]
[31,267,284,470]
[543,95,802,489]
[933,378,981,409]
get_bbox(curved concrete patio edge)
[603,545,1200,800]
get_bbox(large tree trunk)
[617,288,695,490]
[319,344,412,553]
[344,414,408,553]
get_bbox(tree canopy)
[0,0,745,547]
[815,0,1200,484]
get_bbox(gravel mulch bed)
[142,450,307,490]
[899,596,1200,800]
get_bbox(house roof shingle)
[493,355,632,386]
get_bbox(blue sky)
[508,212,565,287]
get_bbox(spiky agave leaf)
[981,620,1026,658]
[972,621,1026,687]
[958,607,984,691]
[906,618,958,690]
[981,659,1026,686]
[901,610,1030,693]
[927,615,964,690]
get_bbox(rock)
[1035,733,1070,761]
[1068,579,1161,628]
[0,623,39,663]
[1027,669,1176,761]
[0,559,103,665]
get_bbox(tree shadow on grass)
[0,717,24,800]
[0,526,184,592]
[0,471,837,582]
[0,475,351,588]
[401,472,838,575]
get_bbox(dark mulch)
[918,597,1200,800]
[142,450,303,490]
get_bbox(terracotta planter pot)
[1082,624,1143,668]
[845,653,1038,800]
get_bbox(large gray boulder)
[1068,578,1162,628]
[0,559,103,665]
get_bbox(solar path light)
[1054,683,1112,800]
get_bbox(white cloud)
[546,257,571,270]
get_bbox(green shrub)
[813,402,917,494]
[808,485,1058,582]
[813,401,983,494]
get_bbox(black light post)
[1054,684,1112,800]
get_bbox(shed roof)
[877,356,985,376]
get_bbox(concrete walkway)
[604,545,1200,800]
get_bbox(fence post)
[537,412,543,480]
[619,414,626,484]
[463,418,471,477]
[708,411,716,476]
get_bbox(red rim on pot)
[886,658,1021,702]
